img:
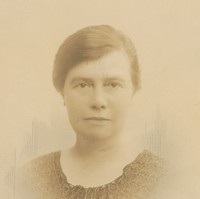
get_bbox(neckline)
[55,149,153,189]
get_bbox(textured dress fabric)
[16,150,167,199]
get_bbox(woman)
[17,25,167,199]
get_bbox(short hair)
[52,25,140,94]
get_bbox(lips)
[84,117,110,121]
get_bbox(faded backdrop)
[1,0,200,197]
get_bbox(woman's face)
[63,50,135,140]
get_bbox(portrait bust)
[16,25,167,199]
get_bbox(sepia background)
[1,0,200,198]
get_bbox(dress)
[16,150,167,199]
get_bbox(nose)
[89,87,107,111]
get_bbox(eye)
[80,83,87,88]
[110,82,119,88]
[76,82,90,88]
[106,82,123,88]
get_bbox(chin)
[76,128,116,141]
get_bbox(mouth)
[84,117,110,121]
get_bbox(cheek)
[111,97,132,118]
[66,105,83,127]
[64,95,87,118]
[65,92,80,108]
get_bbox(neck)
[71,133,125,160]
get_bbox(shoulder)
[23,151,60,171]
[140,150,169,181]
[125,150,169,198]
[16,151,61,199]
[19,151,61,180]
[130,150,168,172]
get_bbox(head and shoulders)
[17,25,168,198]
[21,24,164,168]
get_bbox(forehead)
[65,50,132,81]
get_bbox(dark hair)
[53,25,140,94]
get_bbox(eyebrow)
[103,77,126,83]
[70,76,127,85]
[70,77,93,85]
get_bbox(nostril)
[91,104,106,110]
[101,105,106,109]
[90,88,107,110]
[98,105,105,110]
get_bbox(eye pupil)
[111,83,117,87]
[80,83,86,88]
